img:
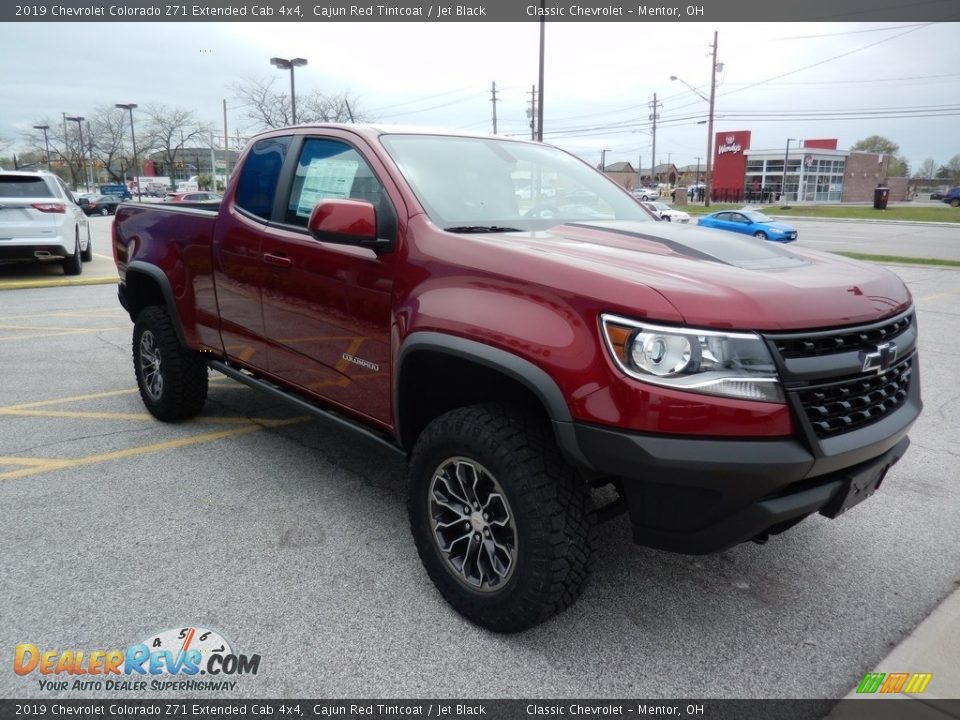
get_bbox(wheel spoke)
[428,456,517,593]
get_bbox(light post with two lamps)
[270,57,308,125]
[116,103,141,201]
[64,115,89,191]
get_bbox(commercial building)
[709,131,909,204]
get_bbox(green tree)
[851,135,900,155]
[851,136,908,177]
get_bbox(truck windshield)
[380,134,652,232]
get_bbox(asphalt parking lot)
[1,247,959,706]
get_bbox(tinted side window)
[235,136,291,220]
[285,138,385,227]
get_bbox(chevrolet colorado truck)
[113,125,921,632]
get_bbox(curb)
[769,216,956,228]
[0,276,119,291]
[826,585,960,718]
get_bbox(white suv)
[0,170,91,275]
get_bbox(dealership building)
[709,131,909,204]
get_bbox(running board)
[207,360,406,458]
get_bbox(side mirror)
[307,199,391,253]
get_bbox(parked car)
[0,170,91,275]
[942,187,960,207]
[164,191,223,204]
[641,200,691,223]
[930,191,944,200]
[697,209,798,242]
[79,193,122,216]
[632,186,660,201]
[98,184,132,200]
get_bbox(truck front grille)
[796,357,913,439]
[774,313,913,359]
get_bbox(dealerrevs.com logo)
[13,626,261,692]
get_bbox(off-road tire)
[81,230,93,262]
[408,404,597,633]
[133,306,209,421]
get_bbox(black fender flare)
[121,261,188,347]
[396,332,592,470]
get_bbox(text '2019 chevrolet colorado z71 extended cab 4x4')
[113,125,921,632]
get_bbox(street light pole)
[116,103,140,201]
[704,30,718,207]
[781,138,796,208]
[671,32,719,206]
[64,115,86,192]
[270,57,308,125]
[33,125,51,171]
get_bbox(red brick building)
[709,132,908,204]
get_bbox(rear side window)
[0,176,54,198]
[235,136,291,220]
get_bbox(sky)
[3,20,959,173]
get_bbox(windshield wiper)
[444,225,523,233]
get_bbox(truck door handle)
[262,252,292,268]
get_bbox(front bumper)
[565,364,921,554]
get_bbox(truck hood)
[476,220,912,331]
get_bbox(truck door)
[212,135,292,367]
[259,134,399,426]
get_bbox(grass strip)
[835,252,960,268]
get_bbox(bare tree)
[915,158,936,180]
[22,120,84,186]
[141,104,211,178]
[232,76,368,131]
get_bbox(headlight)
[601,314,785,403]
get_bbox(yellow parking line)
[0,387,141,411]
[0,408,308,425]
[0,329,98,342]
[0,417,308,482]
[0,409,154,421]
[0,379,229,412]
[0,277,118,290]
[2,308,121,320]
[0,457,55,466]
[0,323,118,332]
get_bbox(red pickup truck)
[114,125,921,632]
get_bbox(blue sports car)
[697,209,798,242]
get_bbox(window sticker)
[295,158,359,218]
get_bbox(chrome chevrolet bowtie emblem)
[861,341,898,373]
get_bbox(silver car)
[632,186,661,201]
[0,170,91,275]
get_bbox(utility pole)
[649,93,662,188]
[600,149,607,173]
[490,81,500,134]
[705,30,718,207]
[537,2,545,142]
[527,85,537,140]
